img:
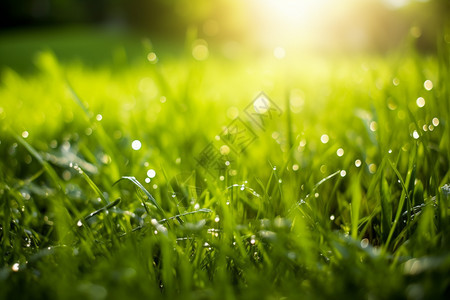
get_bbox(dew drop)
[131,140,141,150]
[21,131,29,138]
[147,169,156,178]
[360,238,369,248]
[12,263,19,272]
[432,117,439,126]
[424,80,433,91]
[147,52,158,63]
[220,145,230,155]
[416,97,425,108]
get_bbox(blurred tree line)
[0,0,448,52]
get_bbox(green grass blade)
[114,176,164,216]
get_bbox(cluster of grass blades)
[0,35,449,299]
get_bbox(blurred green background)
[1,0,449,73]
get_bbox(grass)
[0,29,449,299]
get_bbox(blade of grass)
[85,198,121,220]
[114,176,164,216]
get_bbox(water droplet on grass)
[360,238,369,248]
[253,94,270,114]
[147,169,156,178]
[432,117,439,126]
[12,263,19,272]
[77,220,82,227]
[131,140,141,150]
[220,145,230,155]
[424,80,433,91]
[147,52,158,63]
[320,134,329,144]
[21,131,29,138]
[416,97,425,108]
[337,148,344,157]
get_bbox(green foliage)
[0,37,449,299]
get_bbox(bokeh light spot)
[416,97,425,108]
[131,140,142,150]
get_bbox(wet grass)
[0,34,449,299]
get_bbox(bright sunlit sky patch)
[244,0,425,52]
[247,0,350,50]
[205,0,433,55]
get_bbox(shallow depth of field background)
[0,1,449,300]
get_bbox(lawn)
[0,27,449,299]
